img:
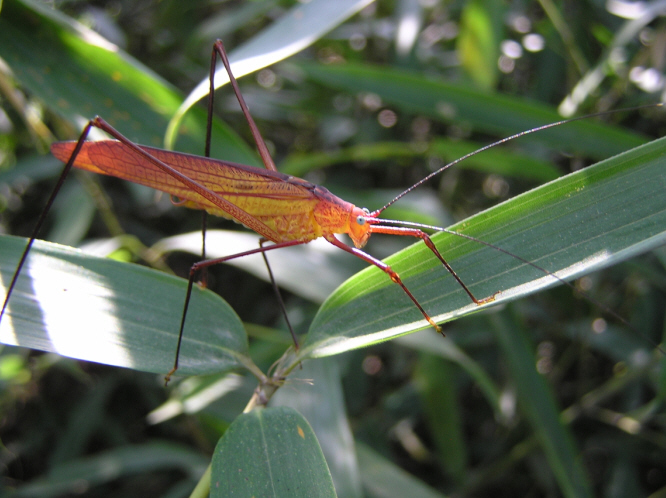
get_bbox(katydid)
[0,40,660,382]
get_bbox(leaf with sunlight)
[152,230,362,304]
[165,0,376,147]
[0,237,248,377]
[297,136,666,359]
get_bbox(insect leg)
[210,40,277,172]
[165,239,306,384]
[325,235,444,334]
[369,225,498,305]
[259,238,299,349]
[1,120,96,322]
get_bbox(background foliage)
[1,0,666,496]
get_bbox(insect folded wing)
[51,141,216,211]
[50,140,327,244]
[50,141,107,175]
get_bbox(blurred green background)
[1,0,665,496]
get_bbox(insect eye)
[356,215,366,225]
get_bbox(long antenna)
[374,103,663,215]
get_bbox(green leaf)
[211,406,337,497]
[273,358,362,497]
[9,443,208,498]
[356,443,447,498]
[457,0,502,89]
[490,312,593,498]
[0,236,249,376]
[299,62,648,160]
[280,138,561,182]
[299,136,666,358]
[413,354,468,481]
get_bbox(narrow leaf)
[457,0,502,89]
[299,62,648,160]
[356,443,447,498]
[9,443,208,498]
[167,0,376,147]
[491,312,593,498]
[299,137,666,358]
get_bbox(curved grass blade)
[152,230,362,304]
[166,0,376,148]
[299,136,666,358]
[299,62,649,160]
[0,236,249,376]
[490,312,593,498]
[280,138,561,182]
[6,442,209,498]
[356,443,446,498]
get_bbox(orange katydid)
[2,40,500,382]
[1,40,664,382]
